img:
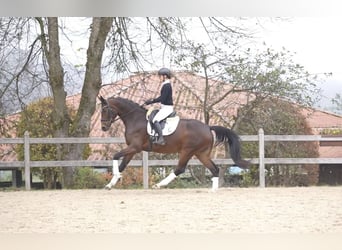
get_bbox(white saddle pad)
[147,116,180,136]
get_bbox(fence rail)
[1,129,342,190]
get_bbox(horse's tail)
[210,126,250,169]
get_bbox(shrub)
[73,167,107,189]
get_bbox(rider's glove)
[144,99,154,105]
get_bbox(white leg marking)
[211,177,219,192]
[105,160,121,190]
[153,172,177,189]
[113,160,119,175]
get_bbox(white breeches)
[152,105,174,122]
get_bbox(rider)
[144,67,174,145]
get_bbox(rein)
[102,103,145,124]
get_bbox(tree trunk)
[44,18,73,187]
[37,17,71,187]
[63,17,113,187]
[38,17,113,188]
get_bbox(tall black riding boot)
[153,121,165,145]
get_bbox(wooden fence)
[1,129,342,190]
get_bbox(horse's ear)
[98,95,107,105]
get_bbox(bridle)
[101,105,120,124]
[101,103,146,125]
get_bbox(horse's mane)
[109,97,147,111]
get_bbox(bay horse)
[99,96,249,190]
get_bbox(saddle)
[146,108,180,138]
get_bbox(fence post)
[24,131,31,190]
[258,128,265,188]
[12,170,17,188]
[142,151,149,189]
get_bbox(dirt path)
[0,187,341,233]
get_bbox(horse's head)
[98,96,118,131]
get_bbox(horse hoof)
[152,184,160,189]
[104,185,112,190]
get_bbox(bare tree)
[35,17,113,187]
[0,18,49,114]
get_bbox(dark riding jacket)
[150,81,173,106]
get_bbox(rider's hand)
[144,99,154,105]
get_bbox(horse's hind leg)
[153,152,192,189]
[195,151,220,191]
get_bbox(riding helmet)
[158,67,171,78]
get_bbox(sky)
[257,17,342,110]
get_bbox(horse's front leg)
[105,146,138,190]
[104,159,122,190]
